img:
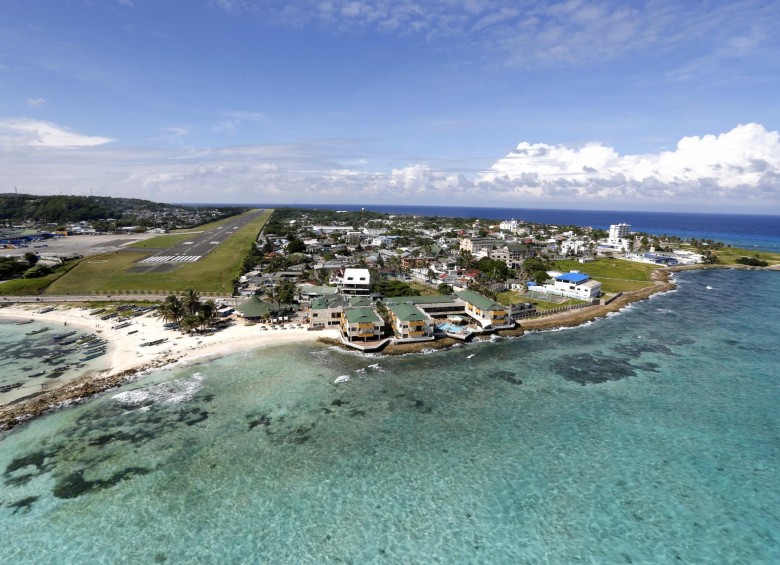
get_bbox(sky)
[1,0,779,213]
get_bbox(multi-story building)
[459,237,497,255]
[340,307,385,342]
[308,295,346,329]
[608,223,631,241]
[454,289,512,329]
[386,303,434,342]
[339,268,371,296]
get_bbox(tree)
[286,238,306,254]
[197,300,217,330]
[159,295,184,325]
[181,288,201,316]
[24,252,39,267]
[437,283,453,295]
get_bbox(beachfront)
[0,304,339,430]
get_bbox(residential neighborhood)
[226,208,712,351]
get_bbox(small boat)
[28,370,47,378]
[26,327,50,336]
[80,351,106,361]
[52,330,77,340]
[37,306,56,314]
[466,354,475,359]
[112,321,132,330]
[334,375,351,384]
[0,382,23,393]
[15,319,34,325]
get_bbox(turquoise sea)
[1,269,779,563]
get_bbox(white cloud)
[26,97,47,107]
[1,119,777,211]
[213,110,268,134]
[481,123,780,205]
[0,118,113,147]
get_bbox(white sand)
[0,304,340,388]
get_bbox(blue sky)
[1,0,779,212]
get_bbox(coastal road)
[133,209,265,273]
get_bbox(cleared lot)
[3,233,156,260]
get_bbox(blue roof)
[556,272,589,283]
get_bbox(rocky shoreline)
[1,264,773,436]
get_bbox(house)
[298,284,338,304]
[542,271,602,300]
[386,303,434,342]
[340,307,385,342]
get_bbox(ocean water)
[245,203,780,253]
[1,268,778,563]
[0,318,109,405]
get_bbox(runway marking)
[140,255,201,264]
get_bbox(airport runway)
[133,209,264,272]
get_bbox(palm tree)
[197,300,217,331]
[181,287,201,317]
[180,315,199,334]
[159,295,184,325]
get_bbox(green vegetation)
[712,246,780,266]
[553,258,657,293]
[735,256,770,267]
[128,233,195,249]
[496,290,586,311]
[0,193,245,226]
[0,258,84,295]
[158,288,219,333]
[44,209,273,295]
[373,279,420,297]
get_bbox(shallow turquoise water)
[1,270,779,563]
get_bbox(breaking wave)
[112,372,205,408]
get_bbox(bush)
[736,256,769,267]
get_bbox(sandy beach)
[0,304,339,432]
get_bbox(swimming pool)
[437,322,469,333]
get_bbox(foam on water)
[1,269,779,563]
[112,372,205,408]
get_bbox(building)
[609,223,631,241]
[386,303,434,342]
[339,268,371,296]
[340,307,385,342]
[543,271,602,300]
[308,295,346,329]
[454,289,512,329]
[499,219,519,232]
[459,237,497,254]
[488,243,536,268]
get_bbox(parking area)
[3,233,156,260]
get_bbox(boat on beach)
[26,327,50,336]
[15,319,34,325]
[52,330,77,340]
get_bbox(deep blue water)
[239,203,780,253]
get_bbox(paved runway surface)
[133,209,265,272]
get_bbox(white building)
[541,271,602,300]
[339,267,371,296]
[499,219,519,231]
[609,223,631,241]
